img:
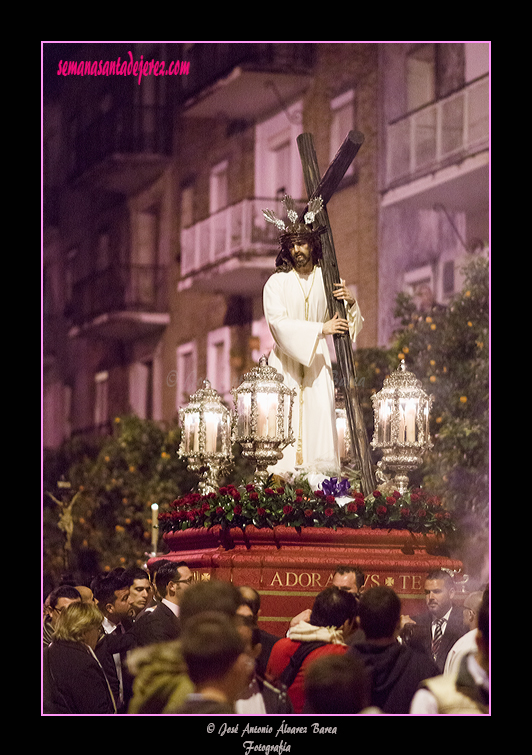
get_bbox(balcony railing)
[180,43,315,104]
[386,74,489,187]
[72,105,173,182]
[180,198,288,278]
[70,264,168,326]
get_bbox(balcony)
[180,43,314,120]
[72,105,173,194]
[69,264,169,340]
[384,75,489,209]
[178,198,287,294]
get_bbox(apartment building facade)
[42,42,489,449]
[377,42,489,344]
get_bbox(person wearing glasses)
[133,561,193,647]
[43,585,82,647]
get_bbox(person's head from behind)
[53,600,104,649]
[309,586,358,633]
[304,653,371,714]
[180,579,245,627]
[180,611,253,702]
[46,586,82,628]
[358,586,401,640]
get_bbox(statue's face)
[290,241,313,272]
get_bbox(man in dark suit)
[133,561,192,647]
[401,569,467,673]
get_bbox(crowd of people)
[42,563,489,715]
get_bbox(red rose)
[218,487,228,495]
[186,511,196,521]
[400,507,410,518]
[315,490,325,498]
[376,505,387,516]
[233,505,242,515]
[283,504,293,515]
[246,484,255,492]
[216,507,224,515]
[257,507,266,516]
[386,496,396,505]
[347,502,357,513]
[418,508,427,518]
[295,496,303,504]
[295,488,304,496]
[410,493,420,503]
[392,490,401,499]
[325,507,334,517]
[373,490,382,497]
[231,490,241,500]
[277,487,285,495]
[304,509,314,518]
[250,491,259,501]
[354,492,365,501]
[326,495,335,504]
[264,488,275,495]
[356,500,366,511]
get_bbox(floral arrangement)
[158,477,455,537]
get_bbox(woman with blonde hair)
[43,601,116,714]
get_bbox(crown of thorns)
[262,195,325,243]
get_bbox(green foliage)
[159,479,455,537]
[43,416,198,582]
[391,255,489,533]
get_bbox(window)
[403,266,435,311]
[94,371,109,428]
[330,90,355,177]
[129,360,154,420]
[255,103,303,200]
[406,45,435,112]
[210,160,228,214]
[176,341,198,409]
[207,327,231,400]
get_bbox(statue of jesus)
[262,196,363,479]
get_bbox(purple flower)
[321,477,351,498]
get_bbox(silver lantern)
[178,379,233,493]
[231,355,295,485]
[371,359,433,493]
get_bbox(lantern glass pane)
[184,412,200,453]
[257,391,278,438]
[236,393,251,438]
[204,410,223,453]
[380,399,393,444]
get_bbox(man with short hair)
[348,586,439,714]
[123,567,151,618]
[332,565,365,594]
[401,570,467,672]
[133,561,192,647]
[410,587,489,714]
[178,612,256,714]
[92,570,137,712]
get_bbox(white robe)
[262,266,363,479]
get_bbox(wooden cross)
[296,131,376,495]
